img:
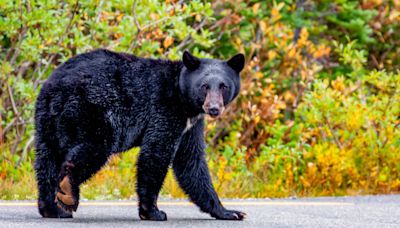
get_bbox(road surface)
[1,195,399,227]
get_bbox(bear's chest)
[183,114,203,134]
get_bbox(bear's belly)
[106,110,146,153]
[119,125,145,151]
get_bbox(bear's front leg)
[136,119,184,221]
[173,121,246,220]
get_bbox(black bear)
[34,49,245,221]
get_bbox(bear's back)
[37,49,183,119]
[47,49,134,84]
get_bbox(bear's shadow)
[30,216,218,224]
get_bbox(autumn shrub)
[207,40,400,197]
[204,0,400,197]
[1,0,399,199]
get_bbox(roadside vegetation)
[1,0,399,199]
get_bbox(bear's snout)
[202,91,224,118]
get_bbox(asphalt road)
[1,195,399,227]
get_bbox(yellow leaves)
[301,143,351,191]
[217,157,227,180]
[163,36,174,48]
[116,13,124,22]
[252,3,261,14]
[264,78,273,84]
[150,13,160,21]
[99,11,124,24]
[388,8,400,21]
[275,2,286,11]
[274,179,282,190]
[233,37,242,49]
[145,28,163,40]
[300,176,311,188]
[285,163,294,187]
[390,179,400,190]
[271,2,285,22]
[313,44,331,58]
[386,124,394,141]
[259,20,268,34]
[267,50,278,60]
[99,11,108,22]
[230,13,242,24]
[169,8,175,16]
[283,91,295,103]
[366,0,383,7]
[157,48,164,55]
[261,84,273,97]
[113,33,123,39]
[297,28,309,47]
[332,77,345,92]
[45,38,52,45]
[250,103,258,114]
[195,14,202,22]
[206,121,216,131]
[275,99,287,110]
[271,8,281,22]
[345,105,365,129]
[254,72,264,79]
[216,157,232,183]
[287,47,297,58]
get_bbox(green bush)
[1,0,399,199]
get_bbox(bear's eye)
[201,84,209,92]
[219,83,228,91]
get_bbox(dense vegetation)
[1,0,399,199]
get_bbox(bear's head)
[179,51,245,118]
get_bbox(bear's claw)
[213,209,246,220]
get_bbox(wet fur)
[34,49,245,220]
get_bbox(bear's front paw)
[139,208,167,221]
[212,209,246,220]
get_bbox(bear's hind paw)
[55,192,78,213]
[38,201,73,218]
[55,176,79,213]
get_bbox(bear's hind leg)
[56,143,108,213]
[35,145,72,218]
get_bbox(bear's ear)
[227,53,245,73]
[182,50,200,71]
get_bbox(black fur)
[34,49,245,220]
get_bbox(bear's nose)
[208,107,220,117]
